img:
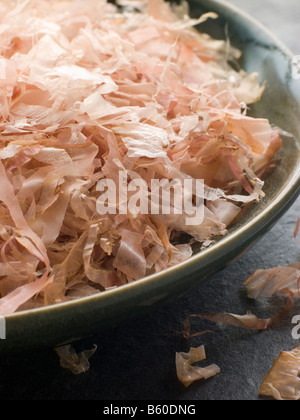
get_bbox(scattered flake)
[55,344,97,375]
[244,264,300,299]
[174,292,294,339]
[176,345,220,387]
[259,347,300,401]
[294,218,300,239]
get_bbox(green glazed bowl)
[1,0,300,353]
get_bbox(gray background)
[1,0,299,401]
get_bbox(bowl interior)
[191,0,300,239]
[1,0,300,353]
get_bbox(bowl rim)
[4,0,300,322]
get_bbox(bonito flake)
[0,0,282,314]
[176,345,220,387]
[259,347,300,401]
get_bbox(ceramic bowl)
[1,0,300,353]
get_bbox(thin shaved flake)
[232,73,266,105]
[55,344,97,375]
[259,347,300,401]
[294,218,300,239]
[176,345,220,387]
[0,161,49,266]
[199,294,294,330]
[0,0,283,314]
[174,292,294,339]
[113,123,169,158]
[80,92,119,120]
[244,264,300,299]
[113,229,146,280]
[0,274,53,316]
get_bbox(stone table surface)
[0,0,299,401]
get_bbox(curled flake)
[113,229,146,280]
[174,292,294,338]
[199,296,294,330]
[259,347,300,401]
[244,264,300,299]
[176,345,220,387]
[0,274,53,316]
[55,344,97,375]
[80,92,119,120]
[113,123,169,159]
[232,73,266,105]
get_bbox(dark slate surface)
[0,0,299,401]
